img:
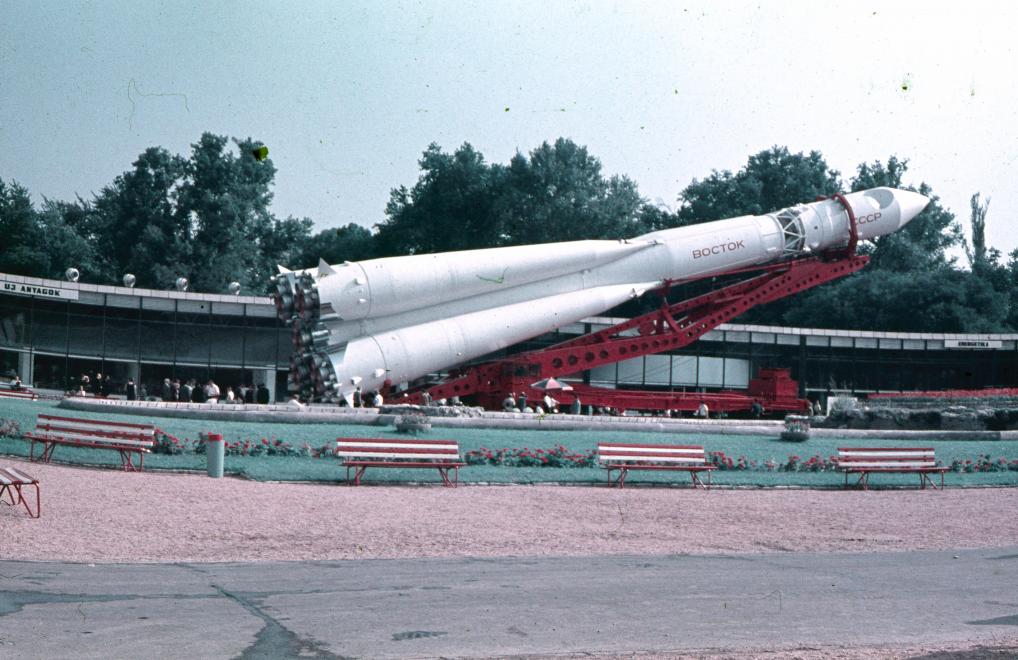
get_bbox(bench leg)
[0,484,13,507]
[351,466,368,486]
[439,467,460,487]
[18,482,40,518]
[845,472,867,490]
[920,473,941,491]
[118,450,144,472]
[0,483,40,518]
[690,471,711,490]
[33,441,56,464]
[437,467,456,487]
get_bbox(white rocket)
[274,187,928,401]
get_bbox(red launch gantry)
[406,254,869,414]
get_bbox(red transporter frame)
[402,254,868,414]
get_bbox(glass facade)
[0,287,289,401]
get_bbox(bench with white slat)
[335,437,466,487]
[835,447,948,490]
[597,442,716,489]
[0,386,37,400]
[24,414,159,471]
[0,466,40,518]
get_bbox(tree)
[88,147,189,288]
[375,143,505,256]
[36,199,105,282]
[295,223,377,267]
[785,266,1009,332]
[0,179,48,276]
[676,147,841,225]
[498,138,645,244]
[375,139,648,256]
[965,192,998,273]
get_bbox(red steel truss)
[403,255,869,413]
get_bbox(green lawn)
[2,397,1017,487]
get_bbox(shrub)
[465,445,596,468]
[0,418,21,439]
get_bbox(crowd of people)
[66,371,272,405]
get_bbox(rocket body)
[275,187,928,400]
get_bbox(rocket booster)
[274,187,928,400]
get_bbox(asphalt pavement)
[1,548,1017,658]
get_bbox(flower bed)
[152,431,334,458]
[465,445,596,468]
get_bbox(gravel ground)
[3,458,1017,562]
[2,458,1017,658]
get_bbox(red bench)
[835,447,948,490]
[24,414,158,471]
[598,442,716,489]
[335,437,465,487]
[0,466,40,518]
[0,386,37,400]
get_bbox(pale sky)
[3,1,1017,261]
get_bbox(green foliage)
[374,138,649,256]
[89,146,189,288]
[465,445,597,467]
[296,224,377,266]
[785,266,1010,332]
[0,179,50,276]
[676,146,841,224]
[176,134,281,293]
[497,138,646,244]
[376,143,505,256]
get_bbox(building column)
[126,361,140,383]
[263,368,277,402]
[19,351,33,386]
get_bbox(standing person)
[161,378,172,401]
[177,379,188,402]
[205,379,221,403]
[124,378,137,401]
[225,386,236,403]
[813,400,823,416]
[256,382,270,404]
[695,400,709,419]
[244,384,255,404]
[92,373,103,397]
[372,390,383,407]
[352,386,362,408]
[191,379,206,403]
[102,374,113,398]
[517,392,527,412]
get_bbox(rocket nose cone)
[893,189,930,228]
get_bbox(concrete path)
[1,548,1017,658]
